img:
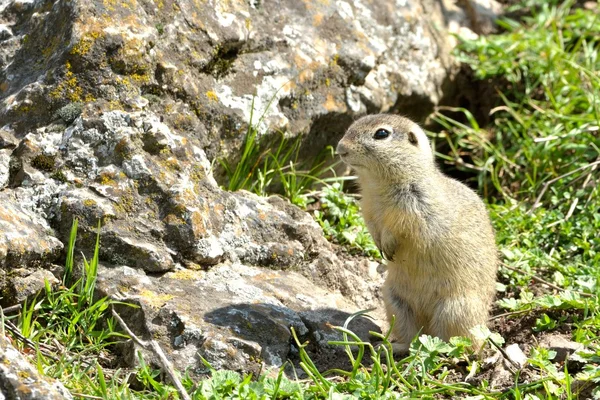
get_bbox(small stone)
[0,192,63,272]
[539,334,584,363]
[489,361,514,389]
[228,337,262,358]
[124,96,149,110]
[482,349,501,367]
[505,343,527,368]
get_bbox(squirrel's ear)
[408,131,418,145]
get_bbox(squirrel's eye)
[373,128,391,140]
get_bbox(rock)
[3,109,378,286]
[481,348,501,369]
[504,343,527,369]
[453,0,503,35]
[0,191,63,305]
[539,334,584,363]
[2,268,59,304]
[0,148,10,188]
[98,262,384,376]
[489,360,515,390]
[0,337,73,399]
[0,0,500,153]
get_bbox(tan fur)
[337,114,498,351]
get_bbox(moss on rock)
[31,154,56,172]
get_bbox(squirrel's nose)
[336,140,349,157]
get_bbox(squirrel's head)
[337,114,434,182]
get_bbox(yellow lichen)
[18,104,30,113]
[114,191,135,214]
[329,54,339,67]
[71,31,103,56]
[107,100,122,110]
[168,269,201,280]
[161,157,181,171]
[49,61,95,103]
[103,0,136,11]
[99,172,116,185]
[205,91,219,102]
[130,72,151,83]
[83,199,97,207]
[138,289,174,309]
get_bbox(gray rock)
[0,190,63,266]
[539,334,585,363]
[0,337,73,399]
[0,148,10,188]
[0,0,496,152]
[98,262,384,376]
[2,268,58,304]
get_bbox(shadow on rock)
[204,303,382,374]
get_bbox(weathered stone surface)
[0,337,73,400]
[0,192,62,269]
[1,108,386,312]
[98,262,384,375]
[0,190,63,305]
[2,268,59,305]
[0,0,494,155]
[539,334,585,363]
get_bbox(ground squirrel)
[336,114,498,351]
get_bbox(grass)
[4,0,600,398]
[313,183,380,258]
[8,220,132,396]
[219,97,343,209]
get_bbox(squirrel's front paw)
[379,234,398,261]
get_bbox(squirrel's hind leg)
[384,290,420,351]
[430,296,488,349]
